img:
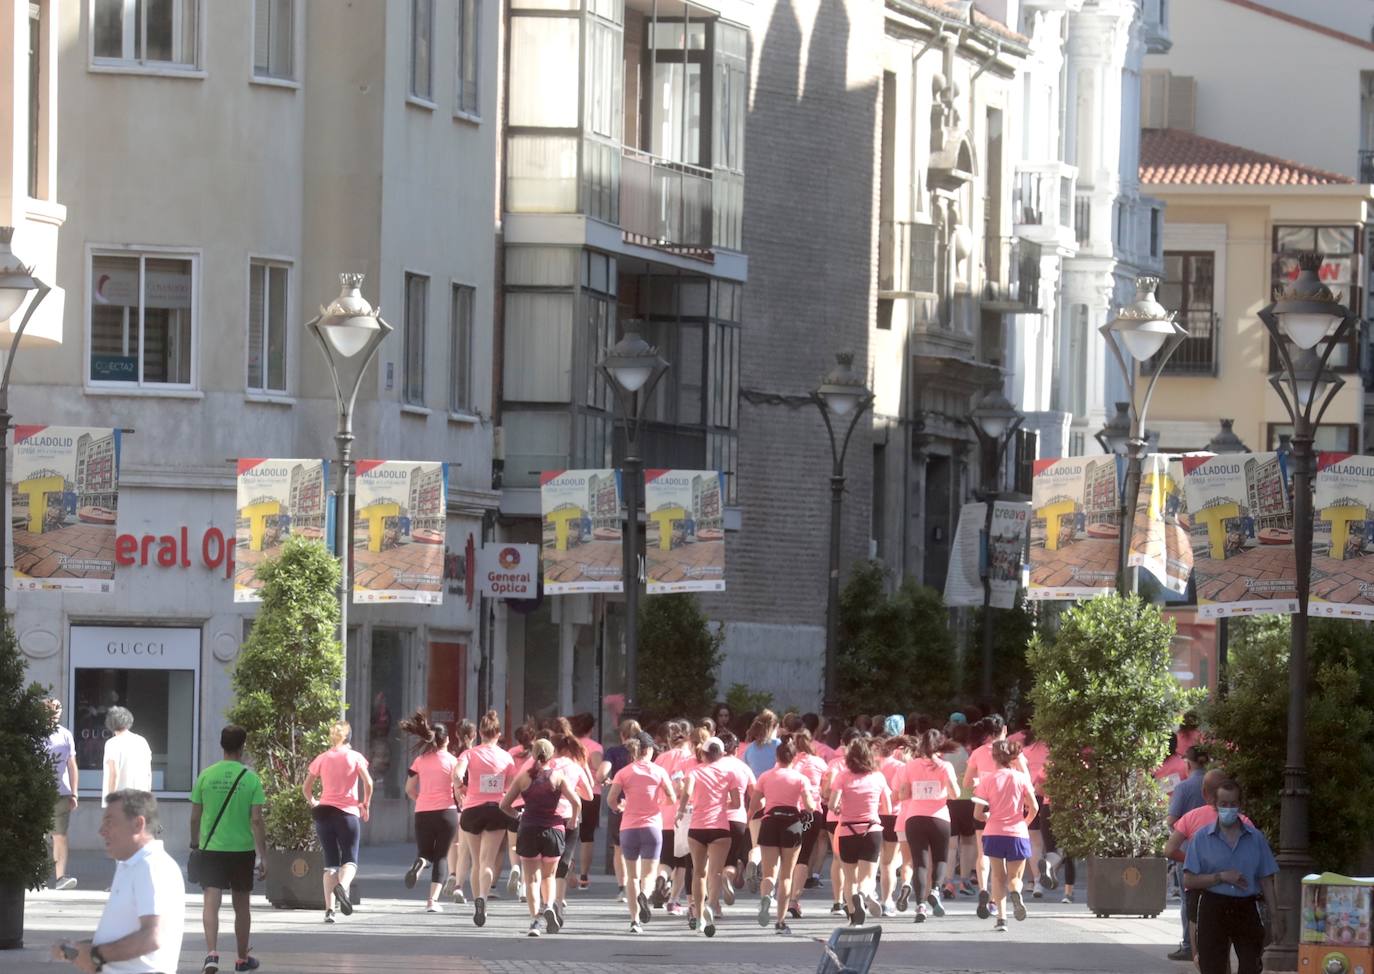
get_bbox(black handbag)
[188,768,249,884]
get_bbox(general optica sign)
[113,526,236,579]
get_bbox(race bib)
[910,779,945,801]
[480,773,505,794]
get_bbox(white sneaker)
[616,886,627,903]
[881,899,897,918]
[508,867,522,897]
[425,903,443,913]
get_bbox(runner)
[455,710,516,927]
[962,714,1022,912]
[943,718,975,898]
[715,730,756,903]
[597,719,641,903]
[446,717,478,904]
[711,703,735,736]
[653,720,694,915]
[504,721,537,900]
[749,735,817,935]
[1020,722,1050,895]
[973,740,1037,932]
[303,721,373,923]
[822,728,863,914]
[681,735,742,937]
[499,739,582,937]
[896,728,960,923]
[790,729,829,915]
[607,731,672,933]
[830,736,892,925]
[398,712,460,913]
[571,713,604,891]
[877,725,909,916]
[550,729,595,926]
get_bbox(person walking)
[607,731,672,933]
[681,735,741,937]
[715,730,756,903]
[51,790,183,974]
[455,710,516,926]
[400,712,460,913]
[877,727,909,916]
[790,729,829,908]
[190,726,267,974]
[749,735,817,935]
[45,698,80,890]
[973,739,1038,932]
[1182,779,1278,974]
[101,706,153,807]
[597,719,641,903]
[1166,744,1212,961]
[571,712,604,890]
[653,720,693,915]
[303,721,373,924]
[830,737,892,925]
[500,739,582,937]
[896,729,960,923]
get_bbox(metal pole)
[1118,439,1145,596]
[822,466,844,719]
[335,423,352,722]
[1216,616,1229,697]
[622,449,643,722]
[979,487,995,703]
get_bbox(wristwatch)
[90,946,106,971]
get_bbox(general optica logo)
[499,547,521,569]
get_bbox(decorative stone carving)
[212,630,240,663]
[19,626,60,659]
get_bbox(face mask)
[1216,807,1240,826]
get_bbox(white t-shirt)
[103,732,154,805]
[93,840,185,974]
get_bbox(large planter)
[1086,856,1168,919]
[0,883,24,949]
[263,849,359,910]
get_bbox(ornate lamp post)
[307,274,393,719]
[597,327,669,723]
[1259,253,1356,973]
[814,352,874,719]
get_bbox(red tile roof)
[1139,128,1355,186]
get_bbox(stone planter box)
[1086,855,1168,919]
[263,848,360,911]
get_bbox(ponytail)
[399,709,448,754]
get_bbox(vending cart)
[1301,873,1374,974]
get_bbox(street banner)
[540,469,623,594]
[944,502,987,608]
[10,426,121,592]
[1127,454,1193,595]
[478,542,539,598]
[644,469,726,594]
[234,458,329,602]
[352,460,448,605]
[947,501,1031,609]
[1182,452,1297,618]
[1028,457,1121,600]
[1310,452,1374,619]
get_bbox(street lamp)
[1258,252,1356,974]
[814,351,874,718]
[307,274,393,719]
[0,228,52,621]
[1095,402,1132,456]
[597,326,669,723]
[966,387,1024,703]
[1100,276,1186,594]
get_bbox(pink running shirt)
[757,766,809,812]
[717,754,756,825]
[409,749,460,813]
[897,757,958,825]
[309,746,369,816]
[612,760,673,830]
[794,753,827,804]
[687,761,736,830]
[831,768,890,824]
[655,747,691,827]
[823,756,848,821]
[458,742,515,809]
[974,766,1035,839]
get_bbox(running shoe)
[994,918,1007,933]
[543,905,560,934]
[453,886,467,905]
[1010,889,1027,922]
[651,875,669,908]
[474,896,487,928]
[666,900,684,916]
[1032,888,1044,900]
[864,891,883,919]
[1039,852,1062,890]
[732,867,747,890]
[851,893,866,925]
[989,903,999,917]
[527,919,541,937]
[554,900,565,929]
[722,879,735,906]
[895,882,912,912]
[1167,945,1193,962]
[1061,892,1074,904]
[404,857,428,889]
[617,886,627,903]
[941,882,956,900]
[830,901,844,915]
[687,908,699,931]
[323,911,335,925]
[977,888,991,919]
[914,902,927,923]
[233,958,259,973]
[774,921,793,935]
[334,882,354,916]
[757,893,773,927]
[203,954,220,973]
[630,921,643,934]
[55,876,78,891]
[702,905,716,937]
[507,866,522,897]
[745,861,761,893]
[578,875,590,890]
[787,903,802,919]
[440,875,457,900]
[638,891,652,923]
[881,899,897,918]
[804,873,821,889]
[926,892,946,917]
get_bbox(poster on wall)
[1182,452,1297,618]
[1127,454,1194,595]
[644,469,726,594]
[234,458,329,602]
[540,469,623,594]
[1310,452,1374,619]
[11,426,122,592]
[352,460,448,605]
[1028,457,1121,600]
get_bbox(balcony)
[982,237,1042,313]
[1142,310,1218,376]
[1360,150,1374,184]
[1013,162,1078,252]
[619,148,713,255]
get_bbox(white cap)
[705,736,725,753]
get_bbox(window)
[1148,251,1217,375]
[366,629,414,799]
[909,223,938,293]
[252,0,293,80]
[248,260,288,393]
[410,0,434,101]
[1266,423,1358,453]
[404,273,428,405]
[1270,226,1362,372]
[455,0,478,117]
[449,284,473,413]
[89,250,195,387]
[92,0,198,69]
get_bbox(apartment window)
[92,0,198,69]
[253,0,293,81]
[410,0,434,102]
[404,273,428,405]
[247,260,288,394]
[449,285,474,413]
[454,0,479,117]
[909,224,938,294]
[90,251,195,387]
[1149,252,1216,375]
[1270,226,1362,372]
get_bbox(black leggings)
[556,816,581,879]
[415,809,458,884]
[904,816,951,895]
[1040,804,1076,885]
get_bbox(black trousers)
[414,809,458,884]
[1196,891,1264,974]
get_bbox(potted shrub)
[228,535,344,909]
[1027,593,1201,918]
[0,623,58,948]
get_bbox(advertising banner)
[944,502,987,609]
[478,542,539,598]
[644,469,726,594]
[11,426,121,592]
[988,501,1031,608]
[352,460,447,605]
[540,469,623,594]
[235,458,329,602]
[1182,452,1297,618]
[1028,457,1121,600]
[1127,454,1194,595]
[1310,452,1374,619]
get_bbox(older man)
[102,706,153,807]
[52,790,184,974]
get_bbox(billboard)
[1310,452,1374,619]
[644,469,726,594]
[1127,453,1194,595]
[540,469,623,594]
[1028,457,1121,600]
[234,458,329,602]
[352,460,447,604]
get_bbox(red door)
[427,641,467,728]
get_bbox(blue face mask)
[1216,807,1240,827]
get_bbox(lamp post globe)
[599,331,665,394]
[815,351,871,417]
[1274,252,1345,350]
[315,273,389,359]
[1106,277,1183,363]
[969,388,1020,443]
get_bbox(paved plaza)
[12,845,1185,974]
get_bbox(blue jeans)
[1177,864,1190,946]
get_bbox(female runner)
[896,729,960,922]
[454,710,515,926]
[499,739,581,937]
[607,731,672,933]
[302,721,373,923]
[829,736,891,925]
[399,712,460,913]
[681,735,741,937]
[973,740,1038,932]
[749,735,817,934]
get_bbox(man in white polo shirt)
[52,789,184,974]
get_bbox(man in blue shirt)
[1166,745,1211,961]
[1182,779,1279,974]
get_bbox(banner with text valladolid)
[11,426,121,593]
[352,460,448,605]
[644,469,726,594]
[1127,453,1193,595]
[1028,456,1121,600]
[1310,451,1374,619]
[1182,452,1297,618]
[234,458,329,602]
[540,469,623,594]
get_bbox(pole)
[622,450,642,723]
[1118,439,1145,596]
[334,423,352,722]
[979,487,995,703]
[822,467,844,718]
[1216,616,1229,697]
[0,285,49,626]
